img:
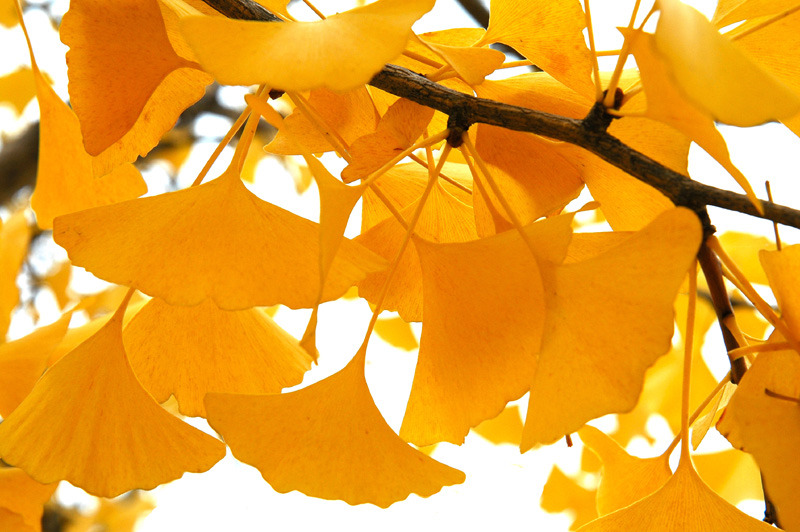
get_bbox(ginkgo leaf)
[0,67,40,114]
[425,41,505,86]
[718,350,800,531]
[624,28,760,208]
[0,311,72,417]
[577,460,775,531]
[0,0,17,28]
[61,0,212,172]
[53,168,387,310]
[578,425,671,516]
[374,316,418,351]
[540,466,598,530]
[75,492,156,532]
[0,468,57,532]
[522,208,702,449]
[473,404,524,446]
[357,183,478,323]
[341,98,434,183]
[717,231,776,286]
[0,210,31,340]
[478,0,595,98]
[760,245,800,332]
[712,0,796,27]
[43,262,72,310]
[265,87,378,155]
[400,214,574,446]
[205,348,466,508]
[123,298,312,418]
[179,0,435,92]
[0,296,225,497]
[653,0,800,127]
[28,56,146,230]
[474,124,584,226]
[691,381,736,450]
[693,449,764,505]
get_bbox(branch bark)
[203,0,800,231]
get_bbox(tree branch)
[203,0,800,230]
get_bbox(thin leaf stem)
[679,260,698,464]
[288,92,353,162]
[191,107,251,187]
[664,371,730,457]
[583,0,605,102]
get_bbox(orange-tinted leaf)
[401,214,574,446]
[180,0,434,92]
[205,349,465,507]
[0,311,72,417]
[42,262,72,310]
[53,168,386,310]
[717,231,776,286]
[0,468,57,532]
[653,0,800,127]
[0,211,31,340]
[760,245,800,332]
[718,350,800,530]
[0,299,225,497]
[124,298,312,417]
[713,0,796,26]
[425,41,505,86]
[479,0,595,97]
[0,0,18,27]
[61,0,212,171]
[693,449,764,505]
[523,208,702,448]
[578,426,671,516]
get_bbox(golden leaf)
[53,168,386,310]
[205,349,465,507]
[179,0,435,92]
[473,404,524,446]
[374,316,418,351]
[400,214,574,446]
[523,208,702,448]
[0,468,57,532]
[124,298,312,417]
[0,296,225,497]
[0,211,31,340]
[540,466,598,530]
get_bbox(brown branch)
[203,0,800,231]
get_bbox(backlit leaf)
[179,0,435,92]
[0,468,57,532]
[124,298,312,418]
[205,348,466,507]
[0,211,31,341]
[0,297,225,497]
[53,168,386,310]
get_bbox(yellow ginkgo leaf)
[717,231,776,286]
[713,0,795,27]
[624,28,760,208]
[265,87,378,156]
[53,168,386,310]
[0,210,31,340]
[77,492,156,532]
[653,0,800,127]
[523,208,702,449]
[43,262,72,310]
[576,460,775,531]
[578,425,671,516]
[478,0,595,98]
[691,381,736,450]
[341,98,434,183]
[474,124,584,226]
[0,0,17,28]
[374,316,418,351]
[0,296,225,497]
[473,404,524,446]
[123,298,312,418]
[61,0,212,172]
[425,41,505,86]
[204,348,466,508]
[0,67,40,115]
[179,0,435,92]
[0,468,57,532]
[693,449,764,505]
[760,244,800,333]
[357,183,478,323]
[400,214,574,446]
[253,0,290,19]
[540,466,598,531]
[0,311,72,417]
[29,57,147,230]
[717,350,800,531]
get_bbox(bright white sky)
[1,0,798,529]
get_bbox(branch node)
[446,108,472,148]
